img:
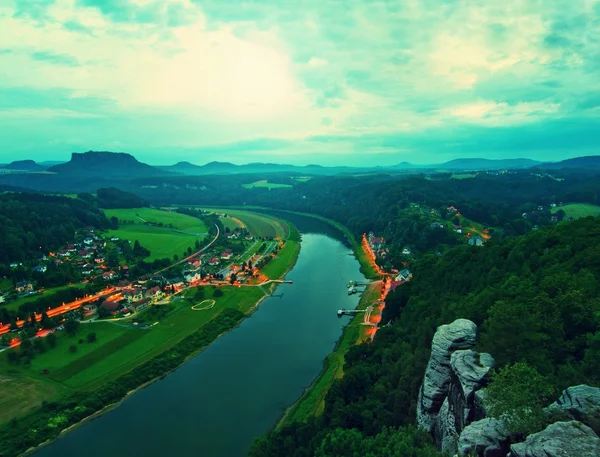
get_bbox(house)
[146,286,164,302]
[95,255,105,264]
[102,271,116,281]
[100,299,122,315]
[123,289,143,303]
[184,272,202,284]
[15,281,33,293]
[396,269,412,282]
[208,257,220,266]
[82,304,97,317]
[84,237,94,246]
[221,252,233,260]
[430,222,444,229]
[401,247,411,256]
[33,265,47,273]
[67,244,76,253]
[468,236,484,247]
[447,206,458,213]
[58,249,70,257]
[188,259,201,269]
[131,298,151,312]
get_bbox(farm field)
[551,203,600,219]
[219,215,242,232]
[242,179,292,189]
[0,376,59,424]
[202,208,288,239]
[104,208,208,261]
[104,208,207,234]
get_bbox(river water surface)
[33,215,365,457]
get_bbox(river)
[33,215,366,457]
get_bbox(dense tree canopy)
[0,192,108,264]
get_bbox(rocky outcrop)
[547,385,600,434]
[434,350,495,453]
[458,418,512,457]
[417,319,478,433]
[508,421,600,457]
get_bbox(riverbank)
[277,281,382,427]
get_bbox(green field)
[261,240,301,280]
[242,180,292,189]
[280,282,380,426]
[0,375,59,424]
[104,208,208,261]
[105,208,207,234]
[203,208,288,239]
[219,215,242,232]
[551,203,600,219]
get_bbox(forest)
[0,193,109,265]
[249,216,600,456]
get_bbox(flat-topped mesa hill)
[3,160,45,171]
[48,151,172,177]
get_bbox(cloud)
[1,0,599,164]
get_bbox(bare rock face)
[458,418,512,457]
[417,319,478,433]
[434,350,495,453]
[508,421,600,457]
[547,385,600,434]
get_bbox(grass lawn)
[106,225,202,261]
[0,283,87,313]
[219,215,242,232]
[104,208,207,234]
[280,282,381,426]
[0,375,59,424]
[260,239,301,280]
[242,180,292,190]
[551,203,600,219]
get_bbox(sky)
[0,0,599,166]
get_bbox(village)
[0,218,287,338]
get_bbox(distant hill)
[535,155,600,170]
[49,151,172,177]
[433,158,542,170]
[157,160,349,175]
[2,160,45,171]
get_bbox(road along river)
[33,215,366,457]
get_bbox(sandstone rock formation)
[547,385,600,434]
[417,319,478,433]
[434,349,495,453]
[458,417,512,457]
[508,421,600,457]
